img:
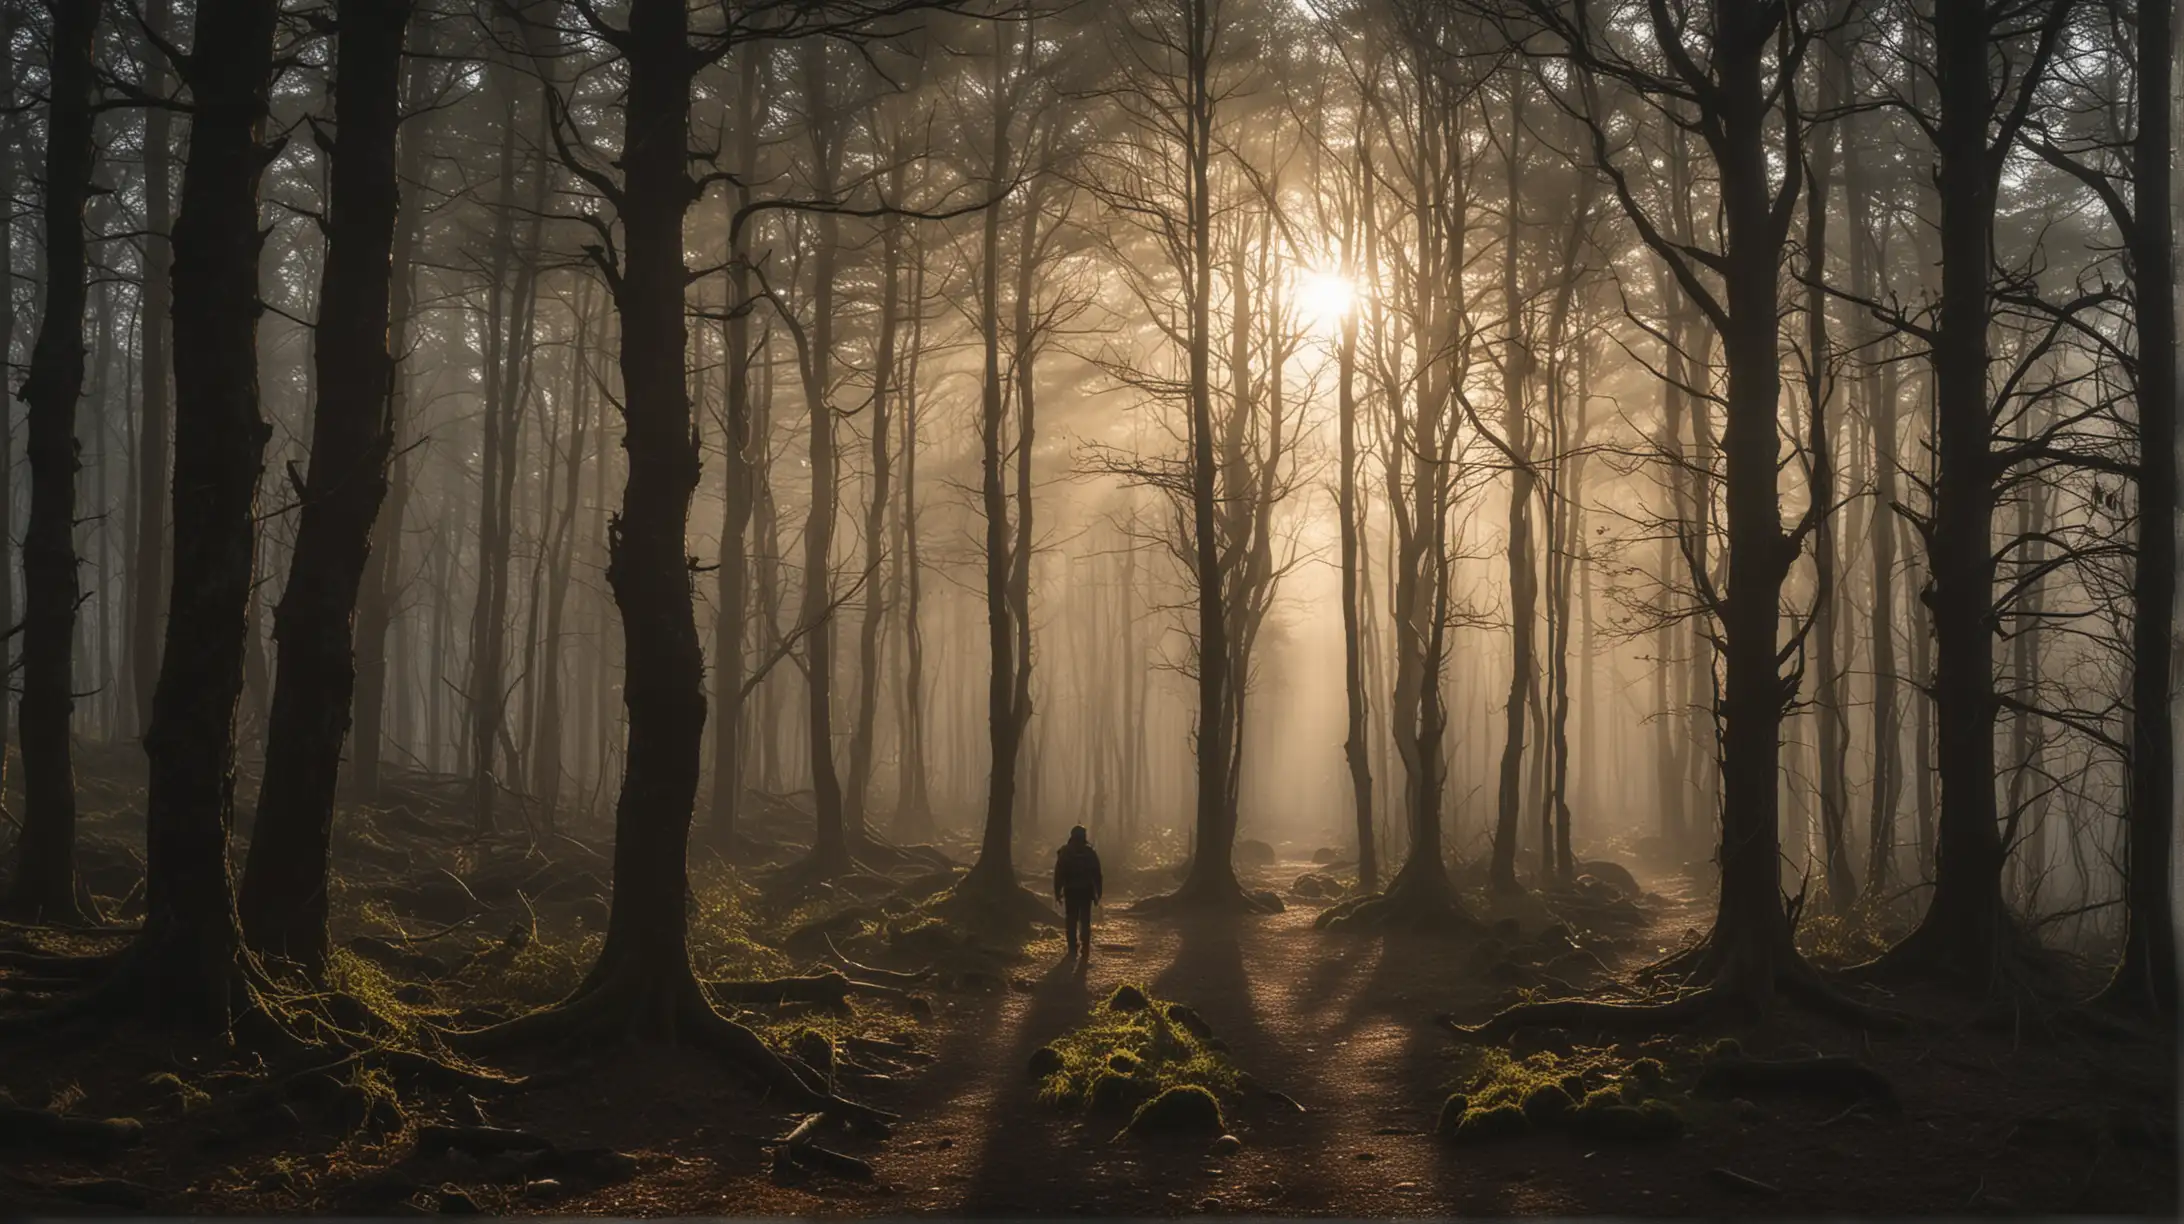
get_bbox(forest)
[0,0,2175,1215]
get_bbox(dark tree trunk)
[965,29,1021,896]
[354,28,436,804]
[0,3,16,806]
[124,0,283,1028]
[130,0,174,741]
[2102,0,2176,1014]
[237,0,413,971]
[845,205,899,846]
[1803,60,1854,913]
[893,242,933,838]
[1337,218,1374,892]
[5,0,98,925]
[1848,86,1902,902]
[709,39,761,840]
[798,40,849,874]
[1490,80,1535,895]
[1882,1,2061,984]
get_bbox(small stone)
[522,1179,562,1199]
[1353,1150,1379,1161]
[1198,1197,1222,1211]
[436,1188,481,1215]
[1211,1134,1243,1155]
[1394,1181,1419,1191]
[936,1137,955,1149]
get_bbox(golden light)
[1296,268,1358,330]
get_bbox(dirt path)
[799,869,2173,1218]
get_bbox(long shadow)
[956,952,1100,1212]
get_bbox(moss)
[1124,1085,1225,1138]
[1036,985,1236,1112]
[1630,1057,1667,1088]
[1106,984,1151,1012]
[1452,1103,1531,1142]
[1088,1071,1156,1115]
[1572,1096,1684,1141]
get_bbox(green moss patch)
[1035,984,1237,1116]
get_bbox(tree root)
[1439,986,1721,1043]
[823,935,932,986]
[1316,886,1482,935]
[0,948,125,977]
[767,1112,875,1183]
[705,970,929,1013]
[931,877,1059,931]
[451,962,895,1134]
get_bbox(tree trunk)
[128,0,283,1027]
[237,0,413,971]
[1337,213,1375,891]
[1490,78,1535,894]
[2103,0,2176,1014]
[894,239,933,839]
[709,39,761,841]
[1885,0,2023,984]
[130,0,174,742]
[965,27,1021,896]
[1803,63,1855,913]
[799,40,850,874]
[845,202,900,847]
[5,0,98,924]
[0,3,16,805]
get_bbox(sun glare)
[1297,269,1358,329]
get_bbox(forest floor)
[0,757,2175,1216]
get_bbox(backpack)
[1055,843,1101,894]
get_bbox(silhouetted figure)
[1053,825,1103,958]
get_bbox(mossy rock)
[1106,984,1152,1013]
[1435,1094,1471,1136]
[1028,1045,1064,1077]
[1089,1071,1158,1115]
[1559,1072,1588,1100]
[1630,1058,1667,1089]
[1572,1097,1683,1141]
[1124,1085,1225,1138]
[1452,1103,1530,1143]
[1521,1082,1574,1126]
[1107,1051,1143,1075]
[1165,1004,1214,1041]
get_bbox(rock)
[1311,848,1338,864]
[1028,1046,1064,1077]
[1352,1150,1379,1161]
[1088,1072,1156,1115]
[436,1188,481,1214]
[1124,1086,1225,1139]
[1248,889,1286,913]
[1521,1082,1574,1125]
[1105,984,1151,1013]
[1210,1134,1242,1155]
[1165,1004,1214,1041]
[522,1179,563,1199]
[1291,874,1325,899]
[1237,839,1277,866]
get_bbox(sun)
[1296,268,1358,330]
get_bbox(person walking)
[1053,825,1104,959]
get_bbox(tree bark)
[2103,0,2176,1014]
[130,0,175,741]
[128,0,283,1028]
[709,39,762,841]
[238,0,413,971]
[5,0,99,924]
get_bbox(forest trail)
[756,863,2171,1218]
[859,875,1676,1216]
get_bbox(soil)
[0,855,2174,1216]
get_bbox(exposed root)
[1439,986,1722,1043]
[1131,876,1282,917]
[823,935,933,985]
[931,876,1058,933]
[1315,884,1482,935]
[451,959,895,1134]
[705,970,929,1013]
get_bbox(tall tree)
[5,0,98,924]
[236,0,414,972]
[130,0,175,739]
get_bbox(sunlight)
[1295,268,1358,331]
